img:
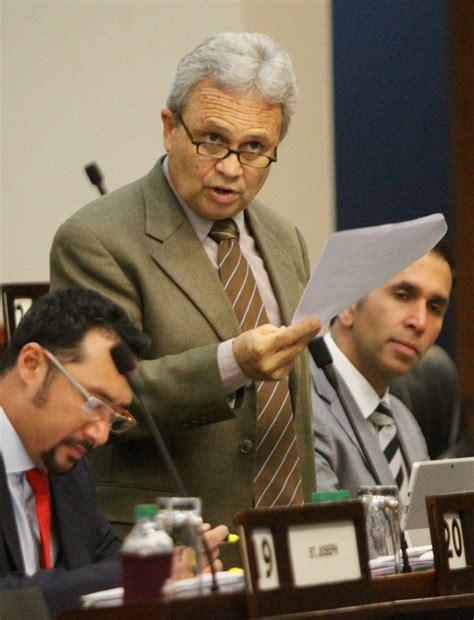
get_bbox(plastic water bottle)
[121,504,174,604]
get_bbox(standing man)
[50,33,320,544]
[0,287,149,616]
[311,243,455,502]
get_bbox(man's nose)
[83,417,110,447]
[215,152,243,177]
[406,303,428,332]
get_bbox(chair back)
[390,344,471,459]
[1,282,49,344]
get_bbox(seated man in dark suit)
[0,287,226,618]
[311,241,455,503]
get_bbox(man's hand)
[233,316,320,381]
[173,524,229,579]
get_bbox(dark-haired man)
[311,243,454,502]
[0,287,226,617]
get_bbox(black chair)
[390,344,471,460]
[1,282,49,344]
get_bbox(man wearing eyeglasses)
[50,33,320,561]
[1,286,229,616]
[0,287,151,615]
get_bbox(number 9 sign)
[252,529,279,590]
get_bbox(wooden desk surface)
[60,573,474,620]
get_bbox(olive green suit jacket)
[50,159,316,542]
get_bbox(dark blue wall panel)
[332,0,453,352]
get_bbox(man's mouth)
[390,339,420,357]
[63,439,94,459]
[212,186,237,195]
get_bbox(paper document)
[293,213,447,324]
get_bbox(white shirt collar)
[324,333,390,420]
[161,156,245,241]
[0,406,36,474]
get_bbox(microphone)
[308,337,411,573]
[110,342,219,590]
[84,162,107,195]
[111,343,186,496]
[110,344,143,397]
[309,337,383,484]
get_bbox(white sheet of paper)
[293,213,447,324]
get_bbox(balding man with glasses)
[50,33,320,563]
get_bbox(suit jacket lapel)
[314,367,395,484]
[390,398,420,475]
[51,476,87,569]
[143,162,240,342]
[0,457,24,573]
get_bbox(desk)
[60,573,474,619]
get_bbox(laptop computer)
[401,457,474,547]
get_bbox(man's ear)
[161,108,177,152]
[17,343,48,388]
[338,304,357,328]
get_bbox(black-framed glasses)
[177,114,277,169]
[42,348,137,434]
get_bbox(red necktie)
[26,468,52,569]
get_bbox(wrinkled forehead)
[182,78,283,135]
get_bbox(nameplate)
[426,492,474,595]
[235,502,372,616]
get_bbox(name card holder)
[235,501,373,617]
[426,491,474,596]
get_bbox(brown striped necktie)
[209,218,303,507]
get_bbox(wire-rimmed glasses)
[42,347,137,434]
[177,114,277,169]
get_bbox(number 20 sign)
[443,512,467,570]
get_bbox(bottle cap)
[311,489,351,503]
[134,504,158,518]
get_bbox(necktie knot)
[209,219,239,243]
[26,467,50,496]
[371,402,394,428]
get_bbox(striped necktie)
[209,218,303,508]
[371,402,408,500]
[26,468,52,569]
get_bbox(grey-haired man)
[50,33,320,556]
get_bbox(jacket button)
[239,439,254,454]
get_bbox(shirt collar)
[161,156,245,241]
[324,332,390,420]
[0,406,36,474]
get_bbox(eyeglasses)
[177,114,277,169]
[42,348,137,434]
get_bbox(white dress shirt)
[0,406,56,575]
[162,157,282,394]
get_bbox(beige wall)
[1,0,334,285]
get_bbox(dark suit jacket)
[0,457,121,618]
[310,362,429,500]
[50,159,316,549]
